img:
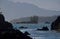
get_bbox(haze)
[0,0,60,21]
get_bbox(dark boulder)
[37,26,49,31]
[51,16,60,30]
[0,13,32,39]
[24,31,30,35]
[19,26,28,29]
[0,30,32,39]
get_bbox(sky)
[10,0,60,11]
[0,0,60,21]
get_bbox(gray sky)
[10,0,60,11]
[0,0,60,21]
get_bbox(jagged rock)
[0,13,32,39]
[0,30,32,39]
[19,26,28,29]
[51,16,60,31]
[37,26,49,31]
[24,31,30,35]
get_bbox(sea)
[12,23,60,39]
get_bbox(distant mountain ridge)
[10,15,58,24]
[1,0,60,21]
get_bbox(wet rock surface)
[37,27,49,31]
[51,16,60,31]
[0,13,32,39]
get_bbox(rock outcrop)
[0,13,32,39]
[37,26,49,31]
[51,16,60,31]
[24,31,30,35]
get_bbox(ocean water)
[12,23,60,39]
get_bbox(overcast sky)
[10,0,60,11]
[0,0,60,21]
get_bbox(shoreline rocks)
[19,26,28,29]
[37,26,49,31]
[0,13,32,39]
[51,16,60,32]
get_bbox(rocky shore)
[51,16,60,32]
[0,13,32,39]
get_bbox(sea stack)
[51,16,60,31]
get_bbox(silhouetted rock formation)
[51,16,60,30]
[37,26,49,31]
[19,26,28,29]
[45,21,50,24]
[0,13,32,39]
[24,31,30,35]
